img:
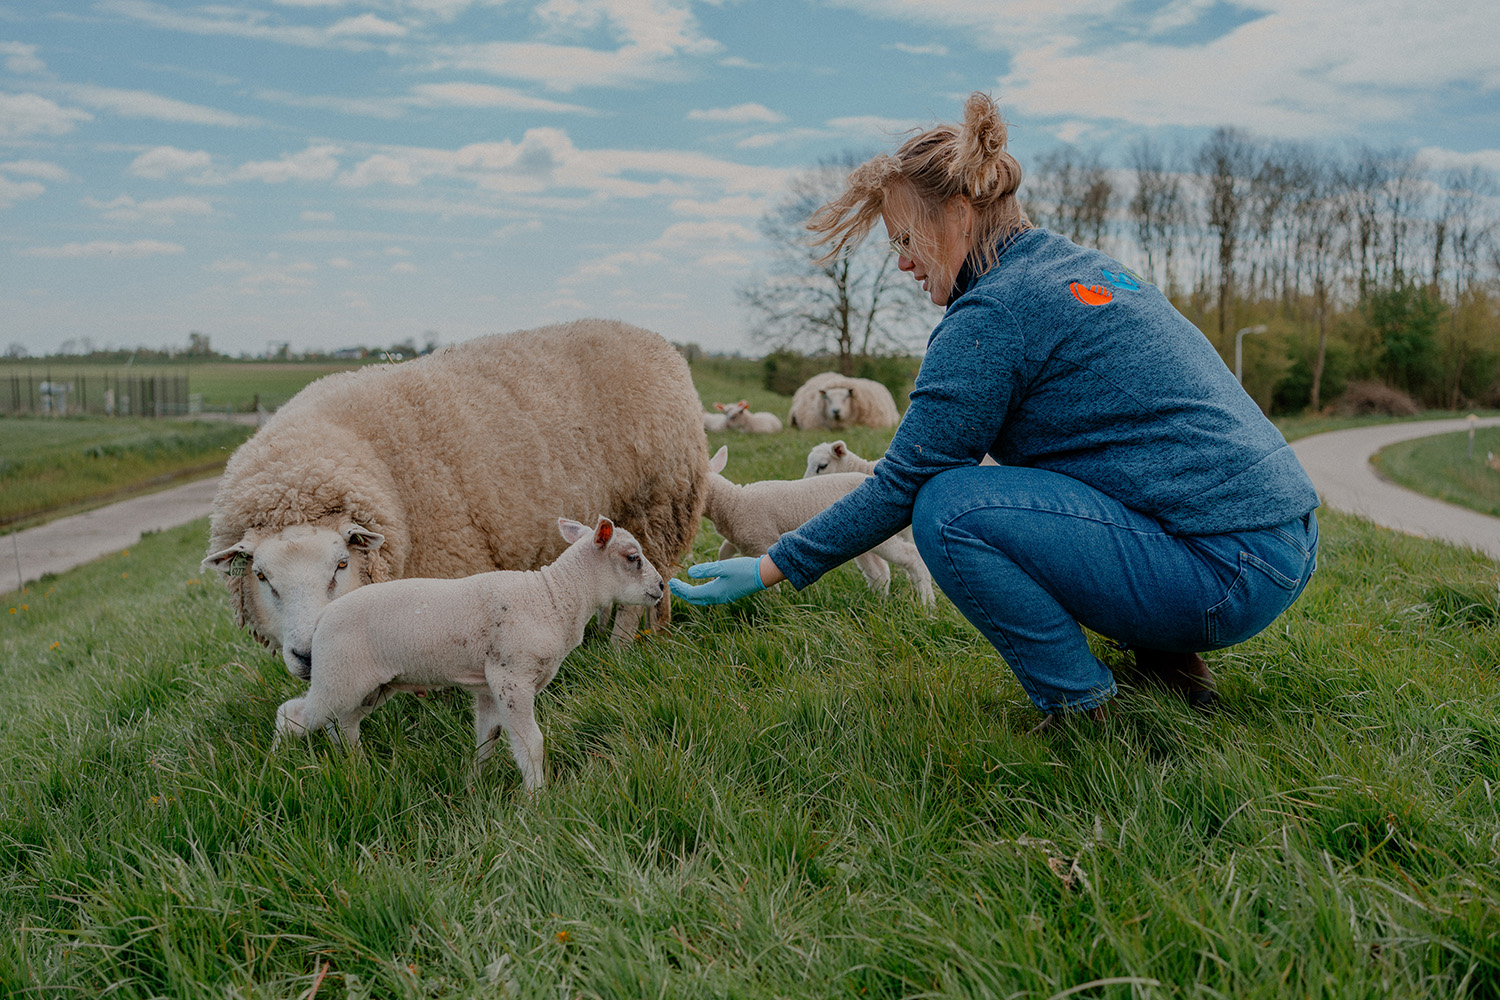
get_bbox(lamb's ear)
[831,440,847,458]
[709,445,728,474]
[202,539,253,578]
[738,399,748,407]
[558,517,588,544]
[714,402,726,412]
[341,523,384,552]
[592,516,614,549]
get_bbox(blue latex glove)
[669,556,768,606]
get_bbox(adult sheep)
[787,372,901,430]
[203,319,709,676]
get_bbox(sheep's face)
[804,440,850,478]
[819,387,854,424]
[558,517,664,609]
[720,401,751,428]
[203,521,384,679]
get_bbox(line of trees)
[743,132,1499,415]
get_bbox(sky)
[1,0,1498,359]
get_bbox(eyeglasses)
[887,233,913,257]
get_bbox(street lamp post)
[1234,325,1268,384]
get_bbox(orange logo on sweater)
[1070,282,1113,306]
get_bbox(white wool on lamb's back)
[204,318,709,673]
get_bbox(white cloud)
[22,239,185,258]
[84,194,214,224]
[61,84,257,127]
[98,0,409,51]
[652,220,759,246]
[687,103,784,124]
[0,159,70,182]
[408,83,595,114]
[669,194,768,218]
[887,42,949,56]
[130,146,214,179]
[0,175,44,209]
[1419,147,1500,174]
[233,144,342,182]
[326,13,408,37]
[0,92,92,139]
[573,250,664,279]
[0,42,47,75]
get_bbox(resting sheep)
[203,318,709,677]
[702,409,729,432]
[703,446,933,604]
[274,516,661,792]
[719,400,783,434]
[787,372,901,430]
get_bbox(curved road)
[1290,416,1500,562]
[5,417,1499,595]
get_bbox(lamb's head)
[719,400,751,428]
[804,440,850,478]
[558,516,663,608]
[819,386,854,424]
[202,521,385,680]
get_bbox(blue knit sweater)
[768,227,1320,590]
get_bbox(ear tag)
[227,552,250,578]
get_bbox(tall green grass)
[1373,427,1500,518]
[0,417,253,526]
[3,426,1499,998]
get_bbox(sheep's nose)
[287,648,312,680]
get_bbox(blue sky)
[2,0,1497,357]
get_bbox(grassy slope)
[1373,427,1500,519]
[3,426,1499,998]
[0,417,253,527]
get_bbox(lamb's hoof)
[1132,649,1218,712]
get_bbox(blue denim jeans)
[911,465,1318,712]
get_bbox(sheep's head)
[558,516,663,609]
[202,521,385,680]
[720,400,751,428]
[819,386,854,424]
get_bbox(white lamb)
[702,409,729,432]
[702,446,933,604]
[719,400,783,434]
[804,440,876,478]
[273,516,663,792]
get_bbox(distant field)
[1372,426,1500,518]
[0,359,369,413]
[0,416,253,527]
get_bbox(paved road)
[1290,416,1500,562]
[6,416,1499,595]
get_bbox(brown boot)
[1132,648,1218,712]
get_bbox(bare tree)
[1127,137,1186,292]
[739,153,928,374]
[1196,127,1258,344]
[1027,145,1113,251]
[1295,156,1352,411]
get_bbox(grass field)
[0,359,370,413]
[3,419,1499,998]
[0,417,254,528]
[1372,427,1500,519]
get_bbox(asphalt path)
[1290,415,1500,562]
[6,416,1499,595]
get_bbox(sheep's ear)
[738,400,748,407]
[203,540,253,578]
[341,523,384,552]
[592,517,614,549]
[714,402,725,412]
[558,517,588,544]
[832,441,847,458]
[709,445,728,474]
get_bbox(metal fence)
[1,371,192,417]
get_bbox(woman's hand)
[669,555,779,606]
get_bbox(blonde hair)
[807,92,1030,273]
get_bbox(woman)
[670,92,1319,727]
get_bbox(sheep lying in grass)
[273,516,663,792]
[719,400,783,434]
[703,409,729,432]
[787,373,900,430]
[703,446,932,604]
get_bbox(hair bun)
[953,92,1011,198]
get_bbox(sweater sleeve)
[768,294,1024,589]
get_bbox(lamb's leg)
[471,686,505,782]
[487,672,546,792]
[716,538,737,560]
[853,551,892,595]
[609,604,646,646]
[875,536,935,606]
